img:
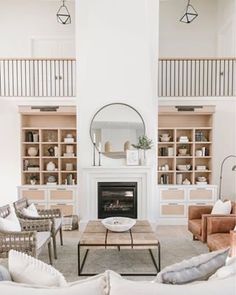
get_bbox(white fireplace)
[80,166,153,223]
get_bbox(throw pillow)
[8,250,67,287]
[22,203,40,218]
[0,272,108,295]
[108,270,236,295]
[154,248,229,284]
[211,200,231,215]
[0,265,12,281]
[209,256,236,280]
[0,209,21,232]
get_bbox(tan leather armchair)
[188,201,236,242]
[207,215,236,256]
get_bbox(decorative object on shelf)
[64,134,74,143]
[27,165,40,172]
[26,131,33,142]
[48,146,55,157]
[124,141,131,151]
[176,174,183,185]
[65,163,73,171]
[159,133,171,142]
[168,147,174,156]
[196,176,207,185]
[102,217,136,232]
[196,149,203,157]
[132,135,153,165]
[126,150,139,166]
[183,178,191,185]
[46,161,56,172]
[178,145,188,156]
[196,165,207,171]
[104,141,111,153]
[47,131,57,143]
[160,174,169,184]
[65,173,75,185]
[180,0,198,24]
[178,136,189,143]
[54,146,59,157]
[56,0,71,25]
[27,147,38,157]
[33,133,39,143]
[218,155,236,200]
[195,130,207,142]
[29,175,37,185]
[177,164,191,171]
[47,175,57,185]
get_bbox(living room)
[0,0,235,294]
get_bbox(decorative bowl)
[102,217,136,232]
[177,164,191,171]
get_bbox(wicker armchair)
[0,205,52,264]
[14,198,63,259]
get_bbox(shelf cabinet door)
[188,187,215,202]
[49,203,74,216]
[160,203,186,218]
[160,188,185,201]
[48,188,75,201]
[19,188,47,202]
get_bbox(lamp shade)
[180,1,198,24]
[57,0,71,25]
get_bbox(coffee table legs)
[78,243,89,276]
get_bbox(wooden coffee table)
[78,220,160,276]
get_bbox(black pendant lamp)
[180,0,198,24]
[57,0,71,25]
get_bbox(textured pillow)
[209,256,236,280]
[108,270,236,295]
[154,248,229,284]
[0,265,12,281]
[0,272,108,295]
[22,203,40,218]
[211,200,231,215]
[8,250,67,287]
[0,210,21,232]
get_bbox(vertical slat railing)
[0,58,76,97]
[158,58,236,97]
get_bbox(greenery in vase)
[132,135,153,150]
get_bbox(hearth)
[98,182,137,218]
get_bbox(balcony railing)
[0,58,76,97]
[158,58,236,97]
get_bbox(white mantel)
[80,166,153,223]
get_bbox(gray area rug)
[0,225,208,282]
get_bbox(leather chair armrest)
[207,215,236,235]
[230,230,236,257]
[188,205,212,220]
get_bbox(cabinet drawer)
[188,188,214,201]
[49,189,74,201]
[49,203,74,216]
[160,189,185,201]
[21,189,46,201]
[160,203,186,217]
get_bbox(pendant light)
[180,0,198,24]
[56,0,71,25]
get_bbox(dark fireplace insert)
[98,182,137,218]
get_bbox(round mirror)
[90,103,145,158]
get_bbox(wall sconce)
[56,0,71,25]
[180,0,198,24]
[218,155,236,200]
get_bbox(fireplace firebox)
[98,182,137,218]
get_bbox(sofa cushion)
[36,231,51,250]
[211,200,231,215]
[188,219,201,236]
[0,210,21,232]
[0,265,12,281]
[207,234,230,251]
[209,256,236,280]
[154,248,229,284]
[8,250,67,287]
[22,203,40,218]
[108,270,236,295]
[0,272,108,295]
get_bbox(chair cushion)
[188,219,201,236]
[54,218,62,231]
[207,234,230,251]
[22,203,40,218]
[8,250,67,287]
[0,210,21,232]
[36,231,51,250]
[211,200,231,215]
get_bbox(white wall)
[159,0,218,57]
[76,0,159,220]
[159,98,236,200]
[0,0,75,57]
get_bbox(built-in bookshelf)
[20,106,77,186]
[158,106,215,185]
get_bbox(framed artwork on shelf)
[126,150,139,166]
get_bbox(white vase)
[46,161,56,171]
[139,150,146,166]
[27,147,38,157]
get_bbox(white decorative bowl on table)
[102,217,136,232]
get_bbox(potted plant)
[132,135,153,165]
[29,175,38,185]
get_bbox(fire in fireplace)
[98,182,137,218]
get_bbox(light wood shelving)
[20,106,77,186]
[158,106,215,185]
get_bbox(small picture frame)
[126,150,139,166]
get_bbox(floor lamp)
[218,155,236,200]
